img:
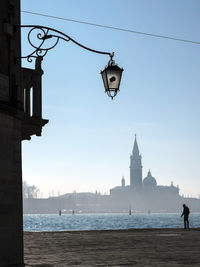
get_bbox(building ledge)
[22,115,48,140]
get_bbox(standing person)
[181,204,190,229]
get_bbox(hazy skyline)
[21,0,200,198]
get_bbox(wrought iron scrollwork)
[19,25,114,62]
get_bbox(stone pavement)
[24,228,200,266]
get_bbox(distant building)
[110,136,180,211]
[24,136,200,213]
[130,134,143,191]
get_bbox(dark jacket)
[181,206,190,217]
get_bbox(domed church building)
[110,135,180,212]
[143,170,157,190]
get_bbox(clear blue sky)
[21,0,200,198]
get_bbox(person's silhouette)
[181,204,190,229]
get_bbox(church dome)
[143,170,157,187]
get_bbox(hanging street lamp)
[101,53,124,99]
[19,25,123,99]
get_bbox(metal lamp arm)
[19,25,114,61]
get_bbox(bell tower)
[130,135,143,191]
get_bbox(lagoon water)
[23,213,200,231]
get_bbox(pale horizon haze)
[21,0,200,198]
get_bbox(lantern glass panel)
[106,69,121,90]
[101,69,109,91]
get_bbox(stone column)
[0,0,24,264]
[0,112,24,266]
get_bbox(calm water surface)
[23,213,200,231]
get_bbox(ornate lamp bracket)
[18,25,114,63]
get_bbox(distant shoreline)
[24,211,200,214]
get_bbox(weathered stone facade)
[0,1,47,265]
